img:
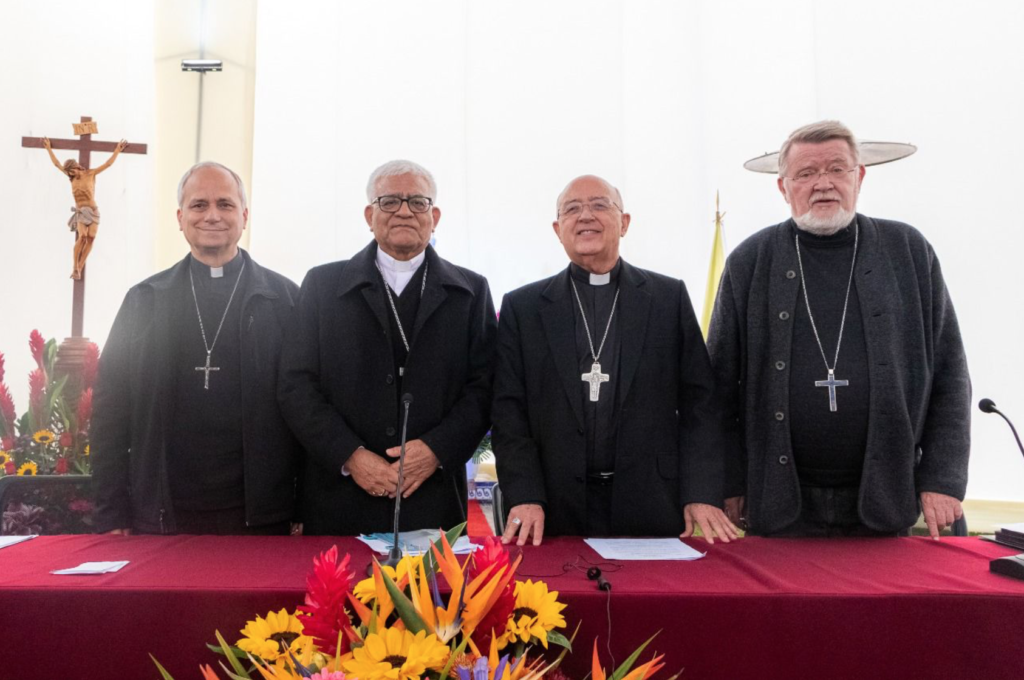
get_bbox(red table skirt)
[2,535,1023,680]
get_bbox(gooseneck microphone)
[383,393,415,569]
[978,398,1024,460]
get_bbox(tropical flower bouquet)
[154,525,675,680]
[0,330,97,477]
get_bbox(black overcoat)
[91,250,302,534]
[278,242,497,535]
[492,260,731,537]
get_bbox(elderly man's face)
[364,173,440,261]
[177,166,248,263]
[552,176,630,272]
[778,139,865,227]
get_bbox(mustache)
[810,191,841,204]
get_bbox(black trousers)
[171,506,290,536]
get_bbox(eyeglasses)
[373,195,434,213]
[783,167,858,185]
[558,199,622,218]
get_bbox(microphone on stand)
[979,398,1024,581]
[382,393,414,569]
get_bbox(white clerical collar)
[589,271,611,286]
[376,247,426,296]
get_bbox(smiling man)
[492,175,739,545]
[91,162,302,535]
[707,121,971,539]
[279,160,496,535]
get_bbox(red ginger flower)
[0,351,6,384]
[4,461,14,475]
[82,343,100,389]
[469,536,516,651]
[297,545,357,655]
[0,386,16,437]
[59,432,73,448]
[29,330,46,371]
[29,369,46,415]
[55,457,69,474]
[77,388,93,429]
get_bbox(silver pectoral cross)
[582,362,610,402]
[195,353,220,390]
[815,369,849,412]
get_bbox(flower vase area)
[0,331,97,535]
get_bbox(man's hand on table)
[502,503,545,546]
[920,491,963,540]
[104,528,132,536]
[681,503,741,544]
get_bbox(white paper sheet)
[358,529,479,556]
[0,535,37,550]
[584,538,706,561]
[51,560,130,575]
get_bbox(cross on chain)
[581,362,610,402]
[815,369,849,412]
[195,353,220,390]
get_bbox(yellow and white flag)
[699,192,726,339]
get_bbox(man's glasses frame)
[373,195,434,213]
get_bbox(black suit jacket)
[492,260,730,536]
[278,242,497,535]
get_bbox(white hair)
[778,120,861,177]
[365,160,437,203]
[177,162,248,209]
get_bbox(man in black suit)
[279,160,497,535]
[492,175,739,545]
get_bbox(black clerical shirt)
[569,262,621,475]
[169,253,246,511]
[788,222,870,488]
[384,263,427,419]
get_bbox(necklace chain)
[794,222,859,372]
[375,260,428,353]
[570,277,619,363]
[189,258,247,358]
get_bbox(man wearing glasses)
[279,160,496,535]
[493,174,740,545]
[707,120,970,539]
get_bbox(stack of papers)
[359,529,479,556]
[0,535,37,550]
[584,538,705,561]
[51,560,130,575]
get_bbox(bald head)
[556,175,624,216]
[552,174,630,274]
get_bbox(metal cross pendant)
[581,362,610,402]
[814,369,849,412]
[195,353,220,390]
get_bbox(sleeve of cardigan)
[915,252,971,499]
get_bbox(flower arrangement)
[153,525,674,680]
[0,330,97,478]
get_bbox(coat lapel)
[615,260,651,409]
[412,246,461,343]
[540,269,585,430]
[337,241,389,333]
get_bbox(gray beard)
[794,206,856,235]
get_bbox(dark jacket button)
[775,361,786,370]
[779,455,789,465]
[386,426,396,436]
[775,411,785,421]
[786,270,797,279]
[779,311,790,320]
[386,374,394,385]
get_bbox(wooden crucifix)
[22,116,147,339]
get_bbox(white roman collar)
[376,248,426,296]
[589,271,611,286]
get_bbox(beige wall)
[154,0,257,270]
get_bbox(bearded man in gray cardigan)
[707,120,970,539]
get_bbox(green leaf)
[609,631,661,680]
[438,636,471,680]
[380,562,429,633]
[214,630,253,678]
[206,643,250,660]
[150,655,177,680]
[44,339,58,374]
[44,374,68,425]
[423,523,467,578]
[546,630,572,652]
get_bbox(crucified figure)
[43,137,128,279]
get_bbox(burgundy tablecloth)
[1,535,1022,680]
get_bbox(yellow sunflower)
[499,580,567,649]
[236,609,312,662]
[0,451,10,466]
[33,430,56,445]
[17,461,38,476]
[354,553,424,603]
[84,444,90,457]
[343,627,449,680]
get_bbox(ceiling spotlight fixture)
[181,59,223,73]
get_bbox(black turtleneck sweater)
[569,261,622,475]
[169,253,246,511]
[788,222,870,488]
